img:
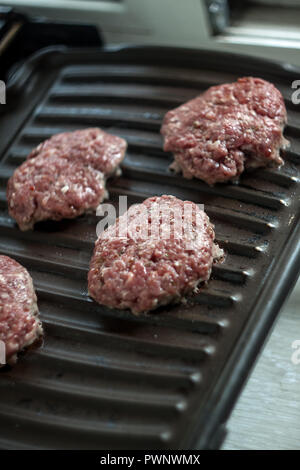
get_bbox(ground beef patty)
[7,128,127,230]
[0,255,43,365]
[161,77,288,185]
[88,195,222,314]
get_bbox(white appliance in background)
[1,0,300,65]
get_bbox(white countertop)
[222,277,300,450]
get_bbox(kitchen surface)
[224,278,300,450]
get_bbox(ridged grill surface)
[0,46,299,449]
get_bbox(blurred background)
[1,0,300,69]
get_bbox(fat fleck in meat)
[7,128,127,230]
[0,255,43,365]
[88,195,222,314]
[161,77,288,185]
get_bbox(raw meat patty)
[7,128,127,230]
[161,77,288,185]
[88,195,222,314]
[27,128,126,177]
[0,255,43,365]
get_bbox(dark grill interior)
[0,46,299,449]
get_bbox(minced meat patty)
[7,128,127,231]
[0,255,43,365]
[88,195,222,314]
[161,77,288,185]
[27,128,126,177]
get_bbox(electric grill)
[0,44,299,450]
